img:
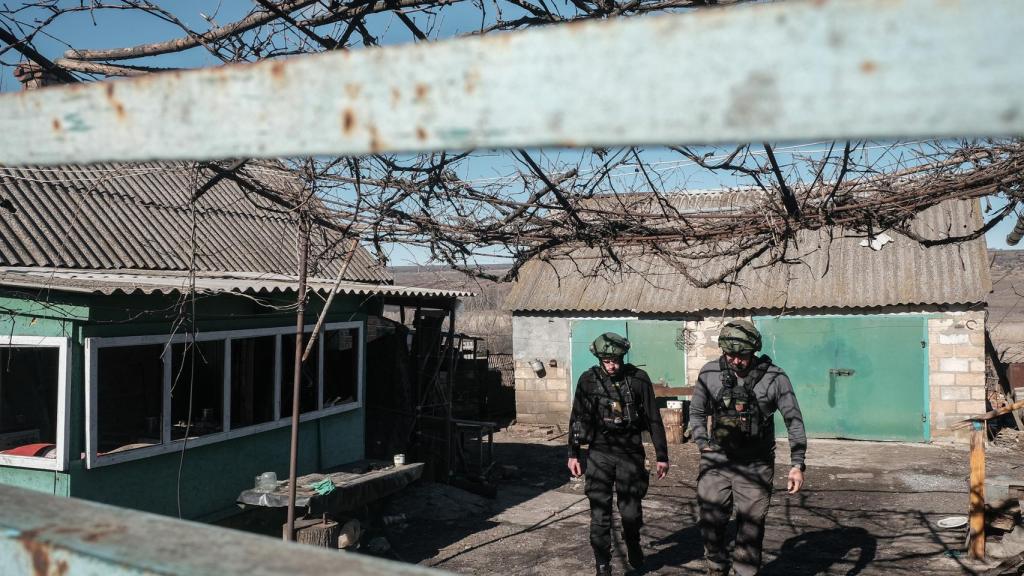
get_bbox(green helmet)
[718,320,762,354]
[590,332,630,359]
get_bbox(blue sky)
[2,3,1018,263]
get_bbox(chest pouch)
[712,359,764,451]
[596,369,641,432]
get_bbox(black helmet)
[718,319,762,354]
[590,332,630,359]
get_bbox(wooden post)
[968,421,986,559]
[284,516,342,548]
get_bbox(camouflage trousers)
[697,450,774,576]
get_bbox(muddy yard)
[377,426,1023,575]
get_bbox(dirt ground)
[377,426,1024,576]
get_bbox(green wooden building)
[506,196,991,443]
[0,161,464,520]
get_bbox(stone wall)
[511,315,572,425]
[927,310,987,442]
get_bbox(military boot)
[595,563,613,576]
[625,540,644,571]
[705,564,728,576]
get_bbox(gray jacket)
[689,356,807,467]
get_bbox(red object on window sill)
[2,443,55,457]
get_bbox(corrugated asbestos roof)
[0,268,470,298]
[505,197,991,313]
[0,162,390,283]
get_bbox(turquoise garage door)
[570,320,686,398]
[754,316,929,442]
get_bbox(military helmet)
[718,319,762,354]
[590,332,630,359]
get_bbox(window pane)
[324,328,359,407]
[0,347,59,459]
[97,345,163,454]
[280,332,318,417]
[171,341,225,440]
[231,336,276,428]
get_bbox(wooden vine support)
[951,399,1024,559]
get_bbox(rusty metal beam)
[0,483,443,575]
[0,0,1022,166]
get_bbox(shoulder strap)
[716,356,735,403]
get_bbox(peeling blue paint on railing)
[0,484,444,576]
[0,0,1021,167]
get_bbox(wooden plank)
[0,483,442,575]
[952,399,1024,430]
[653,386,694,398]
[0,0,1022,166]
[968,423,986,560]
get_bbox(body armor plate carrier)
[712,356,772,453]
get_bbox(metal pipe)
[285,212,310,542]
[445,306,456,479]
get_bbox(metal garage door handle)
[829,368,855,377]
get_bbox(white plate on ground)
[936,516,969,529]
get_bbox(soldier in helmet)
[568,332,670,576]
[690,319,807,576]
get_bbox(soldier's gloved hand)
[656,461,669,479]
[787,467,804,494]
[568,457,583,477]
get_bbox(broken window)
[171,341,225,439]
[324,328,360,407]
[96,344,164,454]
[230,336,276,429]
[0,346,60,460]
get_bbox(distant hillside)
[988,249,1024,362]
[390,265,514,354]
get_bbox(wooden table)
[237,460,424,517]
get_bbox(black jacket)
[568,364,669,462]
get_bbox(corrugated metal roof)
[506,198,991,313]
[0,268,471,298]
[0,162,390,283]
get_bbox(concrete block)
[956,400,985,415]
[938,333,970,345]
[931,413,963,429]
[931,399,958,414]
[929,343,956,358]
[939,386,971,400]
[968,332,985,346]
[930,372,956,387]
[938,358,969,373]
[516,412,542,424]
[546,378,567,391]
[929,318,955,330]
[556,391,569,403]
[971,387,987,400]
[955,372,985,387]
[968,359,986,373]
[534,389,562,403]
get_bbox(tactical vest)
[711,356,773,453]
[590,366,642,434]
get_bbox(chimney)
[13,61,63,90]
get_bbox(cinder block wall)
[928,310,986,442]
[511,315,572,425]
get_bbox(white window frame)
[0,336,71,472]
[85,321,364,468]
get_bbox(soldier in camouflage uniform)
[690,320,807,576]
[568,332,670,576]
